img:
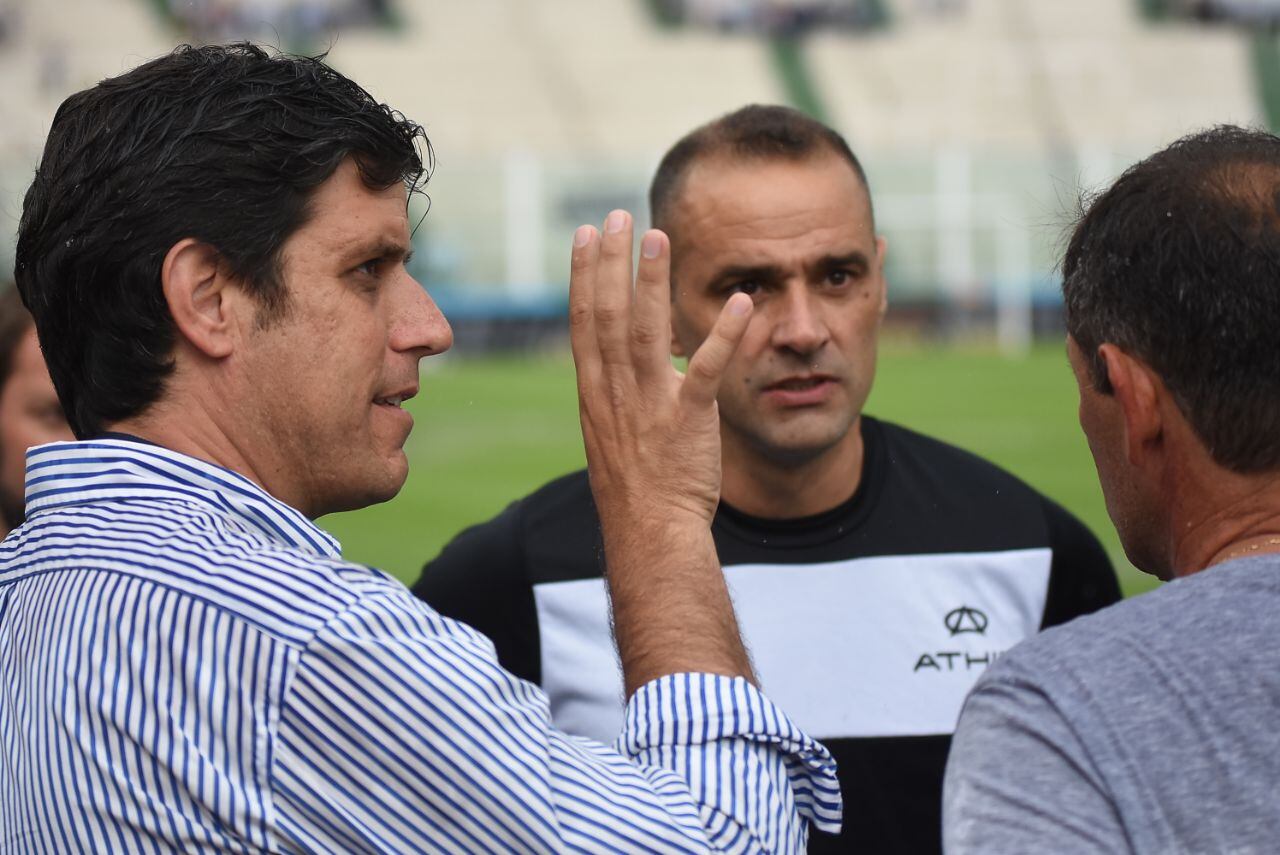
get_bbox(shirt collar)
[23,438,342,559]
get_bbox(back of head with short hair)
[1063,124,1280,473]
[14,43,430,439]
[648,104,871,239]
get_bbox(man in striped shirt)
[2,43,840,852]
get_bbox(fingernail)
[728,294,751,316]
[573,225,593,248]
[605,210,628,234]
[641,231,662,259]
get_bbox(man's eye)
[729,281,761,296]
[828,270,853,286]
[356,259,381,277]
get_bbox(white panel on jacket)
[534,548,1052,743]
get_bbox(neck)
[720,419,863,519]
[1169,471,1280,576]
[107,392,304,514]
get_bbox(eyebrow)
[814,251,871,272]
[343,238,414,265]
[706,251,872,290]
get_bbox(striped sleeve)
[271,584,841,853]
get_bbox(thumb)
[679,293,753,410]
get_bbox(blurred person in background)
[1,44,839,851]
[415,104,1121,855]
[0,285,70,537]
[944,125,1280,853]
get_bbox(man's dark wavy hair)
[14,42,430,439]
[1063,124,1280,473]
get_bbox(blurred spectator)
[167,0,385,44]
[1174,0,1280,25]
[678,0,878,34]
[0,286,71,537]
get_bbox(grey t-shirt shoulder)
[943,554,1280,855]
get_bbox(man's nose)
[769,285,828,355]
[393,273,453,358]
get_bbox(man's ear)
[161,238,236,359]
[1098,343,1162,466]
[874,235,889,317]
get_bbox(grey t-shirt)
[943,554,1280,854]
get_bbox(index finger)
[679,292,753,410]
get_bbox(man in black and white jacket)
[415,104,1120,855]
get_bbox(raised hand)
[569,210,755,694]
[570,210,752,526]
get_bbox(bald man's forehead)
[665,154,875,270]
[669,153,869,227]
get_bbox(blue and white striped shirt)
[0,439,841,853]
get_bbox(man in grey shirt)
[943,125,1280,853]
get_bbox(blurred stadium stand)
[0,0,1269,351]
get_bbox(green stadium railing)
[640,0,685,29]
[636,0,892,127]
[768,35,828,122]
[1136,0,1171,22]
[1252,30,1280,132]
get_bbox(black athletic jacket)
[414,416,1121,854]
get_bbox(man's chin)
[368,452,411,505]
[756,411,856,456]
[313,455,410,518]
[751,430,852,467]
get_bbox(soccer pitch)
[320,342,1155,599]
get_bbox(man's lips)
[374,388,418,430]
[373,387,418,408]
[761,375,838,406]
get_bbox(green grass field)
[319,342,1158,598]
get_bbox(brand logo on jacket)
[912,650,1002,673]
[913,605,1000,673]
[944,605,988,635]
